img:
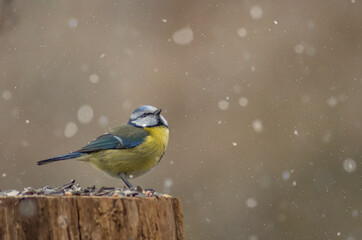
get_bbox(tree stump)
[0,196,184,240]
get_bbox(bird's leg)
[118,173,134,189]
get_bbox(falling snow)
[282,171,290,180]
[250,5,263,20]
[252,120,263,133]
[163,178,173,193]
[64,122,78,138]
[294,44,304,54]
[246,198,258,208]
[343,158,356,173]
[2,90,12,100]
[98,115,109,128]
[237,28,248,38]
[68,17,78,29]
[238,97,249,107]
[327,96,338,107]
[351,209,358,217]
[89,74,100,84]
[0,2,360,240]
[77,105,94,124]
[172,27,193,45]
[19,199,37,218]
[248,235,258,240]
[218,100,229,110]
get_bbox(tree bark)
[0,196,184,240]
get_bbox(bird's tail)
[37,152,84,165]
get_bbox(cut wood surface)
[0,196,184,240]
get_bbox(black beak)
[154,109,162,115]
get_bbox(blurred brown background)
[1,0,362,239]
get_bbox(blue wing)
[76,124,149,153]
[37,125,149,165]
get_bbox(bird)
[37,105,169,189]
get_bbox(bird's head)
[128,105,168,128]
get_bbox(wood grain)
[0,196,184,240]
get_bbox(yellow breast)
[143,126,169,156]
[87,126,169,178]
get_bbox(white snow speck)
[68,17,78,29]
[172,27,193,45]
[274,20,278,25]
[294,44,304,54]
[98,115,109,128]
[307,21,314,29]
[292,181,297,186]
[250,5,263,20]
[2,90,12,100]
[246,198,258,208]
[100,53,106,59]
[163,178,173,193]
[238,97,249,107]
[232,142,237,146]
[282,171,290,180]
[351,209,359,217]
[19,199,37,218]
[237,28,248,38]
[89,74,100,84]
[77,105,94,124]
[22,140,28,147]
[162,19,167,23]
[343,158,356,173]
[327,96,338,107]
[25,120,30,124]
[248,235,258,240]
[252,119,263,133]
[2,173,6,177]
[218,100,229,110]
[293,130,298,135]
[64,122,78,138]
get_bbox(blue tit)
[37,105,169,188]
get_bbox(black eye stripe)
[139,112,153,118]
